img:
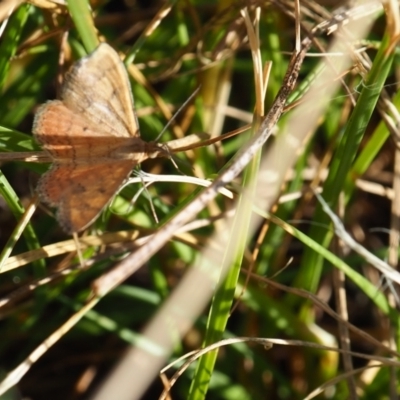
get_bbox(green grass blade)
[0,126,39,152]
[67,0,99,53]
[0,171,45,275]
[348,90,400,190]
[292,31,395,303]
[188,127,261,399]
[0,3,30,91]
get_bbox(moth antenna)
[155,86,201,142]
[118,171,160,223]
[110,173,157,222]
[136,171,159,223]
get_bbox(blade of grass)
[348,90,400,191]
[188,123,262,399]
[189,6,279,397]
[0,54,56,127]
[262,209,394,318]
[0,3,30,91]
[124,0,176,65]
[0,126,39,152]
[292,31,395,305]
[67,0,99,54]
[0,171,45,285]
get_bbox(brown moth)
[33,43,167,233]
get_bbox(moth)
[33,43,167,233]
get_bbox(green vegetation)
[0,1,399,399]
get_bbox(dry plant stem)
[248,270,400,358]
[158,337,273,400]
[0,127,246,163]
[388,126,400,398]
[333,194,356,399]
[0,0,21,24]
[0,152,52,162]
[160,334,400,400]
[231,7,266,314]
[0,195,39,270]
[1,194,232,274]
[383,7,400,382]
[0,297,99,396]
[0,230,141,273]
[389,141,400,269]
[0,260,91,311]
[304,365,385,400]
[314,190,400,286]
[123,1,173,66]
[276,0,382,108]
[57,30,69,94]
[92,35,312,297]
[385,6,400,395]
[241,8,264,114]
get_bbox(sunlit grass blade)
[292,31,396,301]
